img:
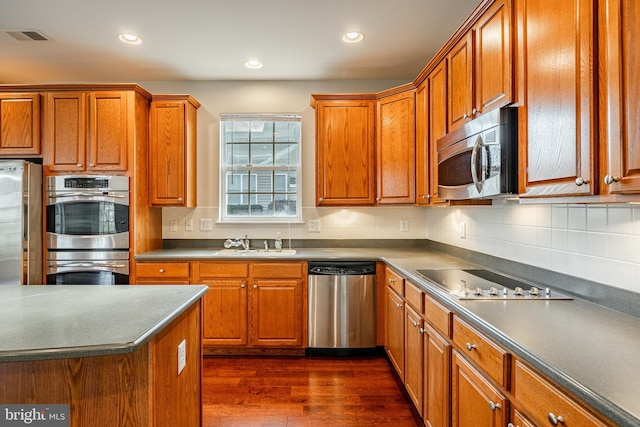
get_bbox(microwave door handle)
[51,262,127,268]
[470,135,484,193]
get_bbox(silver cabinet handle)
[240,284,245,288]
[466,343,477,351]
[396,303,402,309]
[604,175,620,185]
[575,177,589,186]
[488,401,501,411]
[413,321,418,327]
[159,269,164,273]
[178,197,183,202]
[389,278,395,284]
[419,327,425,334]
[253,284,258,288]
[472,108,477,115]
[548,413,565,426]
[89,163,95,167]
[77,163,82,168]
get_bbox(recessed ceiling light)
[117,33,142,45]
[342,31,365,43]
[244,59,263,69]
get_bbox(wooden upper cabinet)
[376,88,416,204]
[447,0,513,132]
[312,95,376,206]
[599,0,640,195]
[428,60,449,205]
[149,95,200,207]
[415,81,431,205]
[0,93,40,156]
[474,0,513,115]
[44,90,130,173]
[447,32,474,132]
[516,0,596,197]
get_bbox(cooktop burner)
[415,269,572,300]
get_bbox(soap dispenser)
[274,232,282,252]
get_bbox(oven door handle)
[470,135,484,193]
[49,191,126,199]
[50,262,128,268]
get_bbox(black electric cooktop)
[415,269,572,300]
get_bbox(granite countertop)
[0,284,208,362]
[136,246,640,427]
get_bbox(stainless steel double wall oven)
[45,175,130,285]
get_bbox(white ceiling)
[0,0,480,84]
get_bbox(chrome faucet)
[224,235,251,250]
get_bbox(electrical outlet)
[400,220,409,232]
[199,218,213,231]
[185,219,193,232]
[459,221,466,239]
[177,339,186,375]
[169,220,178,232]
[307,219,321,233]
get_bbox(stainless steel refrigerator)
[0,160,42,285]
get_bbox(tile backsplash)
[425,201,640,295]
[162,201,640,295]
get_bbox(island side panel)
[151,300,202,427]
[0,345,151,426]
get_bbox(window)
[220,114,301,222]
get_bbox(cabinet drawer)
[424,295,451,338]
[404,281,423,313]
[136,262,190,278]
[514,361,607,427]
[197,262,248,278]
[250,262,303,278]
[385,267,404,296]
[452,316,510,387]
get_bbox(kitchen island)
[0,284,207,427]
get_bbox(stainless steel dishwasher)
[307,261,376,356]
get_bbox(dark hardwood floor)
[202,355,423,427]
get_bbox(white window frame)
[219,113,302,223]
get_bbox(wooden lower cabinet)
[196,261,306,350]
[133,261,191,284]
[404,303,424,414]
[424,323,452,427]
[510,409,536,427]
[386,285,405,381]
[452,350,508,427]
[513,360,608,427]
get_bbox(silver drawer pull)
[548,413,565,426]
[488,401,501,411]
[466,343,477,351]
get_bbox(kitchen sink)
[212,249,297,257]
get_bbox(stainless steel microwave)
[437,107,518,200]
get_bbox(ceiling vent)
[4,30,50,41]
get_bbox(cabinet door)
[452,351,507,427]
[202,280,248,346]
[415,81,431,205]
[149,97,198,206]
[516,0,596,197]
[385,287,405,381]
[428,61,449,205]
[599,0,640,194]
[404,304,423,415]
[43,92,87,172]
[249,279,303,347]
[376,90,416,204]
[447,32,474,132]
[88,91,128,172]
[474,0,512,115]
[314,99,376,206]
[0,93,40,156]
[424,324,452,427]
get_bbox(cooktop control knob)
[474,287,484,296]
[514,287,524,297]
[530,287,540,297]
[489,287,499,296]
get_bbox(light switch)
[177,339,186,374]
